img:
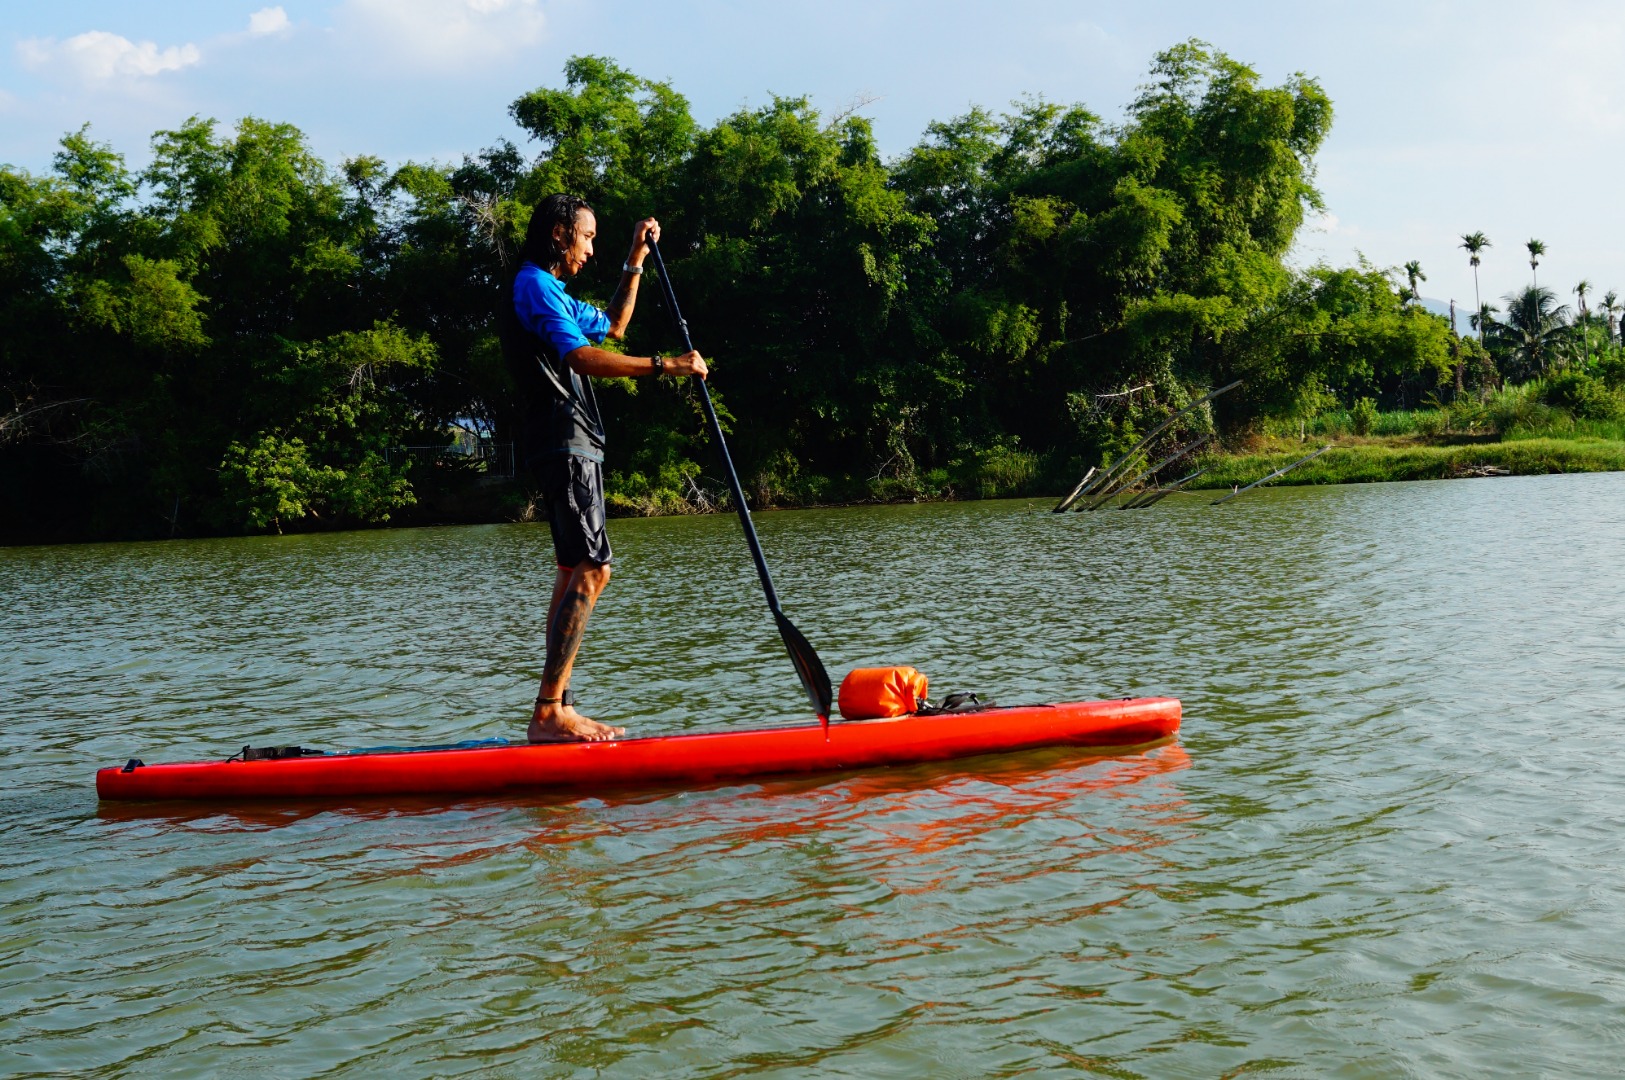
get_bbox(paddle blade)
[775,610,833,721]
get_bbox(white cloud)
[338,0,547,68]
[248,7,292,36]
[18,30,201,82]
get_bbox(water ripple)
[5,473,1625,1074]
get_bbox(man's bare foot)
[528,702,626,744]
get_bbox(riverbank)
[1186,434,1625,491]
[9,432,1625,546]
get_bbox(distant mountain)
[1416,297,1479,338]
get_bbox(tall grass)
[1194,440,1625,489]
[1285,408,1429,439]
[960,443,1039,498]
[1501,417,1625,442]
[1281,380,1624,445]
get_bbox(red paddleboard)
[95,697,1180,803]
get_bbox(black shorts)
[535,454,612,569]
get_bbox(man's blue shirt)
[512,262,611,461]
[514,263,610,359]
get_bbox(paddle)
[644,234,835,733]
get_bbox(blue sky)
[5,1,1623,318]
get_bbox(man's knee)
[574,560,611,596]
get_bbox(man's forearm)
[565,345,707,380]
[604,270,640,338]
[565,345,656,378]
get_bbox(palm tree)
[1471,302,1500,337]
[1498,285,1569,379]
[1574,280,1594,365]
[1526,238,1546,288]
[1602,290,1621,343]
[1460,232,1490,335]
[1404,260,1426,307]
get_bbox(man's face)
[556,209,596,277]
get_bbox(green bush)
[218,436,414,532]
[1350,397,1379,436]
[1371,409,1420,436]
[952,438,1039,499]
[606,463,707,516]
[1413,410,1446,437]
[1539,371,1623,421]
[1595,349,1625,389]
[1446,396,1488,433]
[1486,384,1558,434]
[1317,411,1349,438]
[748,449,838,507]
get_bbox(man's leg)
[529,559,625,743]
[543,565,572,672]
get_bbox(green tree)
[1113,42,1338,428]
[217,322,438,531]
[509,55,696,221]
[1526,238,1546,288]
[1574,279,1594,366]
[1490,285,1569,380]
[667,96,932,493]
[1460,231,1490,334]
[1403,260,1426,307]
[0,114,467,539]
[9,46,1493,538]
[1602,289,1621,343]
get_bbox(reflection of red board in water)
[95,697,1181,803]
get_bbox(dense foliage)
[3,43,1478,541]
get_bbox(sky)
[5,0,1623,320]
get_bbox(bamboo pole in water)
[1211,445,1331,506]
[1087,435,1209,511]
[1051,466,1099,513]
[1121,464,1213,509]
[1057,380,1243,513]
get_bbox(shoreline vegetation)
[600,387,1625,516]
[1191,436,1625,494]
[598,400,1625,518]
[8,44,1625,544]
[511,421,1625,527]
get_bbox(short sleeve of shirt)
[514,264,610,360]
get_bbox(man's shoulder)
[520,264,598,309]
[516,262,562,295]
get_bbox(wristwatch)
[651,355,666,376]
[623,262,643,275]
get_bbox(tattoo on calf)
[543,589,593,684]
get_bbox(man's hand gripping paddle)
[644,233,835,735]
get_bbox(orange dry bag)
[838,666,929,721]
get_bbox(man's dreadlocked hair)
[519,193,594,271]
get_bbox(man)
[504,193,706,743]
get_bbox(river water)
[4,474,1625,1077]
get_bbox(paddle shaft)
[644,237,832,726]
[645,239,786,615]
